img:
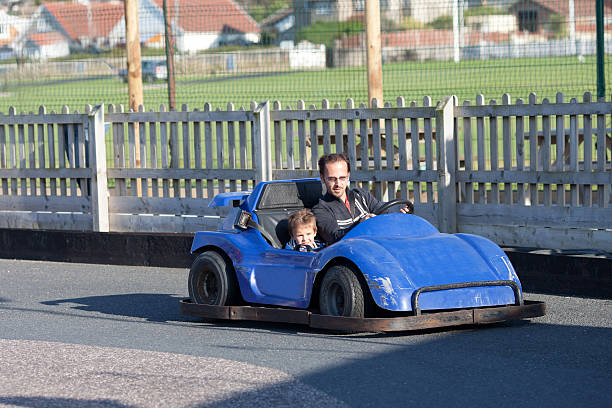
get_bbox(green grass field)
[1,55,609,114]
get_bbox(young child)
[285,209,324,252]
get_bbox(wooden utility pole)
[596,0,605,98]
[452,0,459,62]
[124,0,143,195]
[163,0,176,110]
[124,0,143,111]
[365,0,383,107]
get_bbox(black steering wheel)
[374,199,414,215]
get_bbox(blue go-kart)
[179,179,545,332]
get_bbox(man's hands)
[399,205,412,214]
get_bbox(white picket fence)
[0,93,610,251]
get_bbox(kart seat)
[253,180,324,248]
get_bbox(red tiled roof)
[42,1,124,41]
[340,30,455,48]
[341,29,528,49]
[28,31,67,46]
[513,0,612,17]
[382,30,454,48]
[152,0,260,33]
[260,7,292,27]
[90,2,125,37]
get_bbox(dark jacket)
[312,187,382,244]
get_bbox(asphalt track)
[0,259,610,408]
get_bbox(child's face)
[293,224,317,246]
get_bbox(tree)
[296,21,364,49]
[549,13,568,39]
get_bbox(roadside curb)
[0,228,193,268]
[1,228,610,298]
[504,247,611,298]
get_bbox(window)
[518,9,538,33]
[314,2,332,15]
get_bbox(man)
[312,153,411,244]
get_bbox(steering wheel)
[374,199,414,215]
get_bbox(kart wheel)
[319,265,365,318]
[188,251,238,306]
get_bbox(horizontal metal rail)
[411,280,523,316]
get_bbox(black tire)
[319,265,365,317]
[188,251,239,306]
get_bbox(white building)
[23,31,70,59]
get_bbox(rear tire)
[319,265,365,317]
[188,251,238,306]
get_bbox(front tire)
[188,251,238,306]
[319,265,365,317]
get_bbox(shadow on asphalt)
[39,293,326,335]
[38,293,538,338]
[196,322,612,408]
[41,294,184,323]
[28,293,612,407]
[0,397,136,408]
[39,293,522,337]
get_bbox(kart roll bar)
[411,280,523,316]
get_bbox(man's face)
[321,160,350,201]
[293,224,317,246]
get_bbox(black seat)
[253,180,323,248]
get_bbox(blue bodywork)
[191,179,521,312]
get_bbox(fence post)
[253,100,272,182]
[435,96,457,233]
[88,104,109,232]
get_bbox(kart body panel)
[190,179,523,313]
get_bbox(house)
[22,30,69,59]
[332,27,534,66]
[32,1,124,50]
[293,0,456,34]
[0,9,28,58]
[150,0,261,52]
[28,0,260,54]
[260,7,294,44]
[510,0,612,36]
[293,0,354,31]
[465,14,518,34]
[0,10,27,46]
[4,0,38,15]
[110,0,167,49]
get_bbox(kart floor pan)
[179,299,546,332]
